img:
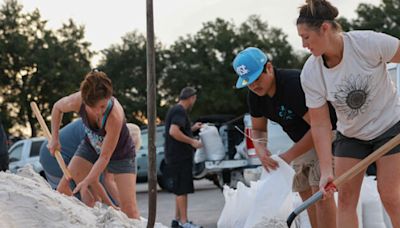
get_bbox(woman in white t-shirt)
[296,0,400,227]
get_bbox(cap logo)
[236,65,249,76]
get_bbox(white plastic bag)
[217,185,237,228]
[292,192,311,228]
[361,176,387,228]
[244,155,295,228]
[199,124,225,161]
[194,147,206,163]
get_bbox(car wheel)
[192,161,207,180]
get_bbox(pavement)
[136,179,224,228]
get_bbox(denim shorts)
[44,171,61,189]
[75,140,136,174]
[333,121,400,159]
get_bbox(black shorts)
[164,162,194,196]
[333,120,400,159]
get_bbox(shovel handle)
[30,102,79,197]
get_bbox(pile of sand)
[253,217,287,228]
[0,166,166,228]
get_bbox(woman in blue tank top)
[48,70,139,219]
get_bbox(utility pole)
[146,0,157,227]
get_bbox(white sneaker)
[181,222,202,228]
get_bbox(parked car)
[8,137,46,178]
[136,125,165,182]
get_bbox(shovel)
[30,102,81,199]
[286,133,400,227]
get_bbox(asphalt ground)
[136,179,224,228]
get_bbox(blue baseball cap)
[232,47,268,89]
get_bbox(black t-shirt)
[164,104,194,164]
[248,68,337,142]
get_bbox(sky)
[15,0,382,66]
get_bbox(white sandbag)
[194,147,206,163]
[234,140,248,159]
[244,155,295,228]
[231,182,257,227]
[334,192,363,228]
[218,180,259,228]
[292,192,311,228]
[217,185,237,228]
[199,124,225,161]
[361,176,386,228]
[383,208,393,228]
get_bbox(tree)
[0,0,93,136]
[340,0,400,37]
[99,31,167,125]
[161,15,303,120]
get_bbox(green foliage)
[4,0,398,135]
[99,16,302,123]
[160,16,302,120]
[0,0,92,136]
[343,0,400,37]
[98,32,167,125]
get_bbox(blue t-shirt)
[39,119,85,177]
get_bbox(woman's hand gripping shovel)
[286,133,400,227]
[30,102,81,199]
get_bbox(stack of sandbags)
[218,156,295,228]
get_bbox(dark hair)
[80,70,113,107]
[297,0,341,31]
[179,87,197,100]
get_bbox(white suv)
[8,137,46,177]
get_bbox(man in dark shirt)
[233,47,336,228]
[0,120,9,172]
[164,87,203,228]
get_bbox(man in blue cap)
[233,47,337,228]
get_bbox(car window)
[30,140,43,157]
[140,127,165,149]
[9,144,23,162]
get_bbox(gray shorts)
[75,140,137,174]
[334,121,400,159]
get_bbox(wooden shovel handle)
[30,102,73,180]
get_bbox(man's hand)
[190,139,203,149]
[258,148,279,172]
[191,122,202,132]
